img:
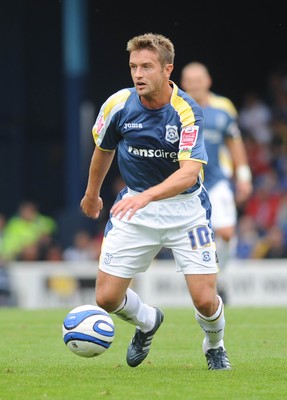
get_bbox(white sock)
[112,287,156,332]
[195,295,225,352]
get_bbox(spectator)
[236,215,260,259]
[275,191,287,241]
[243,170,283,234]
[45,244,63,262]
[0,201,57,261]
[63,230,98,261]
[264,226,287,259]
[17,243,40,261]
[252,225,287,259]
[238,91,272,144]
[244,136,272,178]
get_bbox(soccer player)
[180,62,253,301]
[80,33,231,370]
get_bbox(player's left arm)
[225,137,253,205]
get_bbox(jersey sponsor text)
[128,145,177,160]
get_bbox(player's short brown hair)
[126,33,175,67]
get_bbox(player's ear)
[165,63,174,78]
[207,75,212,89]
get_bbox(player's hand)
[111,193,151,221]
[80,195,103,219]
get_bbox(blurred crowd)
[0,201,104,263]
[0,68,287,265]
[235,67,287,260]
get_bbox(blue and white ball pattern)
[62,305,115,357]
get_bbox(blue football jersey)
[201,92,242,190]
[92,82,207,194]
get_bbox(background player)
[81,33,231,370]
[180,62,253,301]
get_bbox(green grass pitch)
[1,307,286,400]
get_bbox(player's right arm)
[81,89,128,219]
[80,147,116,219]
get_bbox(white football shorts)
[98,186,219,278]
[208,180,237,230]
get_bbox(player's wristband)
[236,165,252,182]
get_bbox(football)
[62,304,115,358]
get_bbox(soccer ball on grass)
[62,304,115,357]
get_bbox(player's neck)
[140,85,173,109]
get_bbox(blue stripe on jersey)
[198,186,214,239]
[104,186,128,238]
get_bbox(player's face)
[181,67,211,103]
[129,49,171,99]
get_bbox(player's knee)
[95,294,119,313]
[194,297,217,317]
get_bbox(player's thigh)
[99,217,161,278]
[170,223,219,275]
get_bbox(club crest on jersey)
[179,125,199,149]
[202,251,211,262]
[165,125,179,144]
